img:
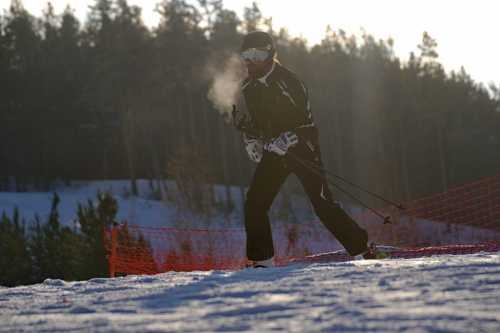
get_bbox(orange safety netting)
[106,223,336,275]
[105,173,500,276]
[405,173,500,230]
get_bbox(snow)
[0,180,248,229]
[1,252,499,332]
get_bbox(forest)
[1,0,499,203]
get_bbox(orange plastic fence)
[106,223,338,275]
[405,173,500,230]
[106,173,500,276]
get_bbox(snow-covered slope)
[0,180,250,228]
[2,252,499,332]
[1,180,497,247]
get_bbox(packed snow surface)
[2,252,499,333]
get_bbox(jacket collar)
[256,61,276,86]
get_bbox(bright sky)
[1,0,499,86]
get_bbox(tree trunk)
[147,107,168,200]
[436,118,448,192]
[124,107,138,196]
[398,116,411,201]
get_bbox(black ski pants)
[244,144,369,261]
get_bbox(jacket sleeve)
[276,73,317,140]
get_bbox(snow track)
[1,252,500,332]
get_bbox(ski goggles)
[240,47,271,63]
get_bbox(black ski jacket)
[242,62,318,143]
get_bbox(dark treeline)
[1,0,499,204]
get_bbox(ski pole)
[232,105,402,210]
[286,151,392,224]
[290,149,405,211]
[230,114,393,223]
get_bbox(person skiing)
[234,31,376,268]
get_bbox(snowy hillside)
[1,180,497,247]
[1,252,499,332]
[0,179,314,229]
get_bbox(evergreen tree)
[2,1,42,190]
[76,191,117,278]
[242,2,262,33]
[0,208,32,286]
[29,193,78,281]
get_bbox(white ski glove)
[264,131,299,156]
[244,134,263,163]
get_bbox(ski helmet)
[240,31,276,62]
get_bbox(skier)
[234,31,377,268]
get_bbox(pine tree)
[0,208,32,286]
[28,193,82,282]
[76,191,118,278]
[2,1,42,190]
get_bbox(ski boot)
[361,243,390,260]
[246,257,275,268]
